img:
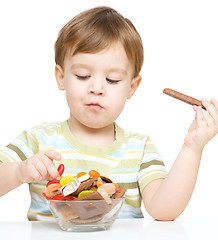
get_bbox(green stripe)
[118,182,138,189]
[25,131,39,153]
[0,149,17,162]
[139,172,167,193]
[139,169,167,182]
[144,145,157,151]
[7,144,27,161]
[18,134,37,153]
[125,198,141,208]
[140,160,165,170]
[29,185,44,197]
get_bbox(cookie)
[75,191,104,201]
[111,187,127,199]
[70,215,103,224]
[163,88,206,110]
[56,204,79,221]
[72,177,98,197]
[68,197,110,220]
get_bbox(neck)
[67,118,115,148]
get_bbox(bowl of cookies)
[43,166,126,232]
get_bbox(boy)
[0,6,217,221]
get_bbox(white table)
[1,217,218,240]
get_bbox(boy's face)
[55,42,141,130]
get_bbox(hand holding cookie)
[184,98,218,151]
[163,88,218,151]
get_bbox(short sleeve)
[0,129,39,163]
[137,136,168,194]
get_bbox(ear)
[127,75,142,99]
[55,65,65,90]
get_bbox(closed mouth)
[86,103,103,109]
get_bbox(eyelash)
[75,75,90,80]
[75,75,120,84]
[106,78,120,84]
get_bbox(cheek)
[110,84,131,102]
[65,86,81,106]
[108,90,128,114]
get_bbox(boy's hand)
[184,98,218,152]
[17,150,62,183]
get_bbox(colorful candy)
[98,183,116,195]
[60,175,74,186]
[77,173,90,182]
[46,179,60,187]
[57,164,65,176]
[52,193,76,201]
[88,170,100,178]
[44,183,61,198]
[96,180,103,188]
[76,172,87,178]
[113,183,119,190]
[78,189,96,198]
[43,166,121,203]
[61,177,81,196]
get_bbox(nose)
[88,78,104,95]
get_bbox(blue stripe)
[120,210,143,216]
[117,209,144,218]
[64,167,140,174]
[117,215,144,219]
[17,136,34,149]
[30,201,51,214]
[12,141,32,158]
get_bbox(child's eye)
[75,75,90,80]
[106,78,120,84]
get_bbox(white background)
[0,0,217,221]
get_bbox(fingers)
[193,98,218,132]
[202,98,217,116]
[194,106,207,126]
[26,163,42,182]
[45,149,61,161]
[210,98,218,123]
[45,150,62,179]
[210,98,218,109]
[201,98,218,128]
[34,160,48,180]
[22,150,62,183]
[41,150,62,180]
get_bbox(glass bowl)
[47,197,125,232]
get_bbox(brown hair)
[55,6,144,77]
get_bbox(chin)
[86,123,108,129]
[82,120,113,130]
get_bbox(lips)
[86,103,103,110]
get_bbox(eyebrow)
[70,64,90,71]
[108,68,127,75]
[70,64,127,75]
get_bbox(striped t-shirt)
[0,120,167,220]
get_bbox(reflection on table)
[1,217,218,240]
